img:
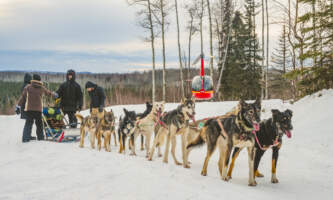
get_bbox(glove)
[15,105,21,115]
[98,106,103,113]
[52,92,59,100]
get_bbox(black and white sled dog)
[148,97,196,165]
[118,108,137,154]
[186,99,261,186]
[118,102,153,154]
[227,109,293,184]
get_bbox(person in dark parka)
[56,69,83,128]
[85,81,105,113]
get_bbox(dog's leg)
[163,128,172,164]
[90,129,96,149]
[157,129,166,157]
[271,144,281,183]
[254,148,265,178]
[201,143,217,176]
[130,133,138,156]
[217,138,231,181]
[113,131,117,146]
[145,133,151,158]
[182,131,190,168]
[104,131,111,152]
[148,132,158,161]
[97,129,102,151]
[171,134,182,165]
[247,146,257,186]
[119,134,125,154]
[141,135,145,151]
[227,147,242,179]
[79,127,85,148]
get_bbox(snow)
[1,90,333,200]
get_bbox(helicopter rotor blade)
[192,53,205,66]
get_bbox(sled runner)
[42,107,81,142]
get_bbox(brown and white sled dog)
[130,101,165,157]
[76,108,100,149]
[95,109,116,152]
[148,97,196,166]
[186,99,261,186]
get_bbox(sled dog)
[76,108,100,149]
[130,101,165,157]
[186,99,261,186]
[118,108,137,154]
[95,109,116,152]
[148,98,196,166]
[227,109,293,184]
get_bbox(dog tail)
[75,113,84,123]
[186,126,207,150]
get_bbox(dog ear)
[123,108,128,115]
[239,99,247,108]
[271,109,280,116]
[191,96,196,103]
[285,109,293,117]
[255,97,261,106]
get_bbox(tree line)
[127,0,332,101]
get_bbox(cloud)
[0,0,285,73]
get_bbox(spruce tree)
[271,25,291,73]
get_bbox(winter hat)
[85,81,96,89]
[24,73,32,84]
[32,74,41,81]
[67,69,76,81]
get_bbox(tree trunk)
[175,0,185,98]
[261,0,265,99]
[265,0,269,99]
[160,0,166,102]
[312,0,317,67]
[148,0,156,102]
[188,14,194,97]
[206,0,214,80]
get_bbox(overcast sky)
[0,0,284,73]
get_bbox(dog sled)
[42,107,81,142]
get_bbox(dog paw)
[255,171,264,178]
[183,164,191,169]
[222,176,230,182]
[175,161,182,166]
[248,181,257,186]
[271,178,279,184]
[201,171,207,176]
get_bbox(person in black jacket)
[56,70,83,128]
[85,81,105,113]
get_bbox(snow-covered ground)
[1,90,333,200]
